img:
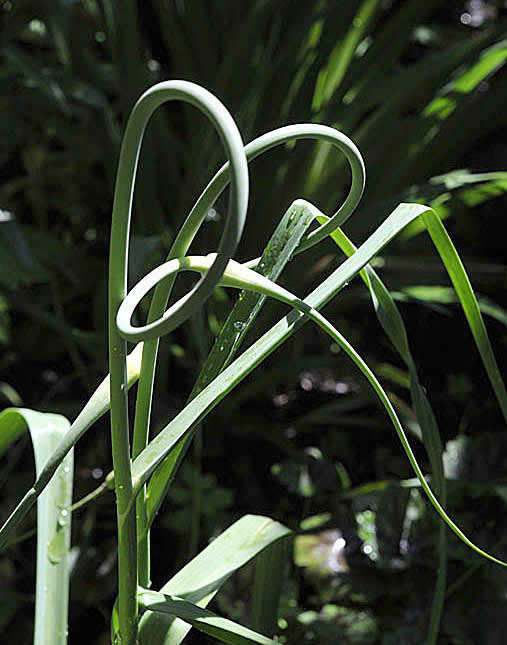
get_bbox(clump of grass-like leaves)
[0,80,505,645]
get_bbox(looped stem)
[130,123,366,589]
[123,251,507,571]
[108,80,249,644]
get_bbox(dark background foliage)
[1,1,506,643]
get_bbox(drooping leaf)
[138,589,278,645]
[0,408,73,645]
[138,514,290,644]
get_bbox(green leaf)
[0,408,73,645]
[250,536,291,637]
[312,0,381,112]
[138,589,278,645]
[398,286,507,327]
[129,203,507,569]
[318,204,507,640]
[422,209,507,422]
[316,211,449,639]
[399,170,507,238]
[424,40,507,120]
[138,514,290,644]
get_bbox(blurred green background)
[1,1,506,643]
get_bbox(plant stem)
[70,482,108,513]
[108,348,138,644]
[108,92,144,645]
[109,80,249,641]
[132,341,158,588]
[131,124,364,531]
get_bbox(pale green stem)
[130,123,365,583]
[0,117,364,554]
[108,80,249,641]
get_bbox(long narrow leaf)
[312,0,381,112]
[319,205,507,639]
[138,589,277,645]
[130,202,507,571]
[138,514,290,644]
[422,210,507,422]
[0,408,73,645]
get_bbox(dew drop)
[57,508,69,527]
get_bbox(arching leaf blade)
[134,203,427,493]
[138,590,278,645]
[422,210,507,422]
[316,214,447,643]
[0,408,73,645]
[138,514,290,644]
